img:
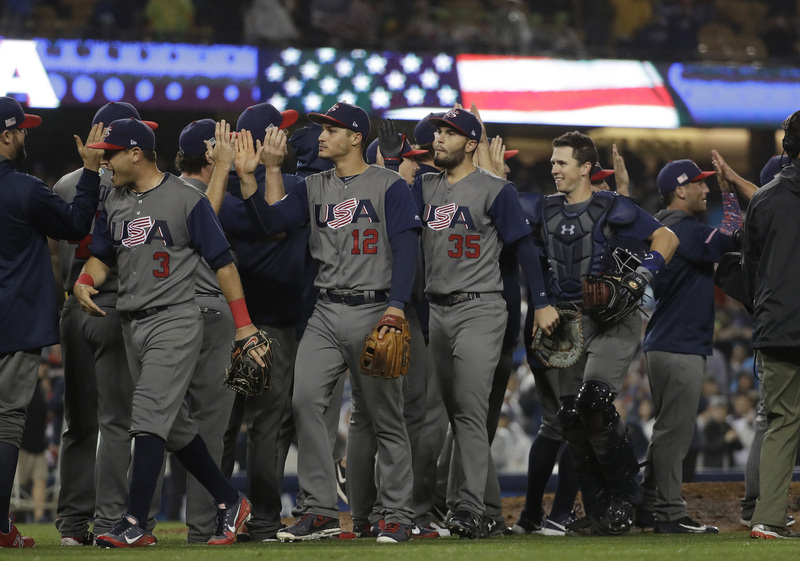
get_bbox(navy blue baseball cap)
[0,96,41,131]
[366,136,428,164]
[179,119,216,156]
[87,118,156,151]
[308,101,370,138]
[656,159,715,194]
[414,112,442,145]
[428,108,482,142]
[92,101,158,130]
[237,102,299,134]
[591,163,614,183]
[760,155,783,186]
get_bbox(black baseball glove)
[531,303,583,368]
[582,270,648,328]
[224,329,276,396]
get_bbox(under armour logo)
[561,224,575,235]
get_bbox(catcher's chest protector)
[543,194,613,299]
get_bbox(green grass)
[4,522,793,561]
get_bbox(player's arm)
[646,226,679,266]
[205,119,236,215]
[491,184,558,335]
[48,237,66,311]
[741,199,762,302]
[214,263,267,365]
[260,126,288,204]
[711,150,758,201]
[73,257,111,317]
[612,144,630,197]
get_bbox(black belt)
[121,305,170,321]
[318,289,388,306]
[428,292,481,306]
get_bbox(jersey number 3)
[153,251,170,278]
[448,234,480,258]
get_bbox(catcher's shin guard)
[558,396,607,519]
[575,381,640,506]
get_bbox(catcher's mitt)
[582,270,648,328]
[359,314,412,379]
[531,303,583,368]
[224,329,276,396]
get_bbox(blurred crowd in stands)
[0,0,797,63]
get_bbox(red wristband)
[229,298,252,329]
[75,273,95,288]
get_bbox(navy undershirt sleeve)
[385,178,422,237]
[387,228,420,309]
[186,196,235,270]
[488,183,532,244]
[514,235,550,308]
[244,179,309,236]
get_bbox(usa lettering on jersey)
[314,198,380,228]
[112,217,174,247]
[423,204,476,230]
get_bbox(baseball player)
[240,101,421,543]
[73,118,265,547]
[590,145,629,196]
[410,108,558,539]
[709,151,790,528]
[53,102,159,546]
[0,97,101,548]
[540,131,677,535]
[204,104,318,543]
[512,193,582,536]
[639,159,741,534]
[174,118,239,542]
[741,110,800,539]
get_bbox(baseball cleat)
[654,516,718,534]
[448,510,480,540]
[751,523,800,539]
[60,530,95,546]
[0,516,34,548]
[207,492,251,545]
[95,515,147,548]
[376,522,411,543]
[741,515,794,527]
[276,514,341,541]
[411,522,440,538]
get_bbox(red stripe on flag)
[462,86,675,112]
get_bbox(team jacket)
[743,160,800,348]
[0,161,99,353]
[643,209,738,356]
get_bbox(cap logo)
[677,173,688,184]
[104,127,112,137]
[352,120,358,128]
[5,117,16,127]
[207,137,216,147]
[471,129,476,137]
[130,139,137,146]
[444,109,459,118]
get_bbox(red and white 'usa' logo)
[327,197,358,229]
[122,216,154,247]
[426,202,456,230]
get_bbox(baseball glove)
[224,329,276,396]
[582,270,647,328]
[359,314,412,379]
[531,303,583,368]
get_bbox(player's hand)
[488,135,507,178]
[259,125,287,170]
[235,324,269,367]
[532,305,559,337]
[378,119,403,162]
[74,282,106,317]
[207,119,236,170]
[76,123,105,172]
[612,144,630,196]
[378,306,405,339]
[234,129,265,178]
[710,149,734,193]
